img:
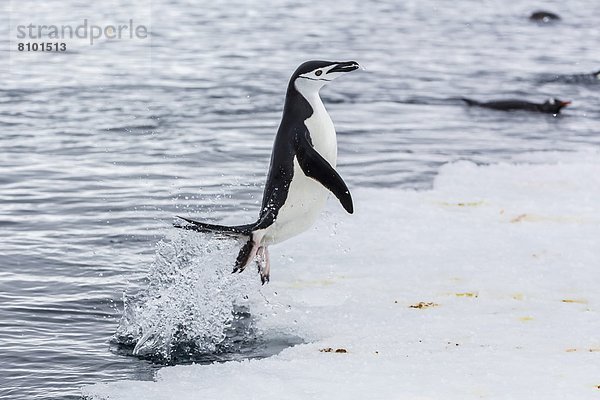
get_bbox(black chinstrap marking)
[298,76,332,82]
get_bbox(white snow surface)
[85,153,600,399]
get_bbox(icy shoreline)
[84,154,600,399]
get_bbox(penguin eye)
[315,70,322,76]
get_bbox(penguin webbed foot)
[232,238,257,274]
[256,246,271,285]
[257,265,270,285]
[231,236,270,284]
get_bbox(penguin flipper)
[295,130,354,214]
[174,216,254,237]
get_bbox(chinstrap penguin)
[529,11,561,22]
[461,97,571,114]
[539,70,600,84]
[176,60,360,283]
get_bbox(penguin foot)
[232,238,258,274]
[256,246,270,285]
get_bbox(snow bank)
[84,153,600,399]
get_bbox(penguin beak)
[559,100,572,107]
[327,61,360,74]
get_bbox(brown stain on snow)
[455,292,479,298]
[409,301,439,309]
[510,213,585,224]
[320,347,348,354]
[561,299,588,304]
[439,200,485,208]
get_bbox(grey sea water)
[1,0,599,399]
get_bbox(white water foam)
[113,230,259,361]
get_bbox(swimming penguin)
[529,11,561,22]
[176,60,359,283]
[539,70,600,84]
[461,97,571,114]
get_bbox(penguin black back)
[529,11,561,22]
[259,61,333,214]
[261,60,358,215]
[461,97,571,114]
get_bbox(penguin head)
[541,98,571,114]
[292,60,359,96]
[594,70,600,79]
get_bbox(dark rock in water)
[529,11,561,22]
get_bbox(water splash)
[113,229,255,362]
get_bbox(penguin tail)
[460,97,479,106]
[174,216,254,237]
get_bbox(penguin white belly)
[262,99,337,245]
[262,159,329,244]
